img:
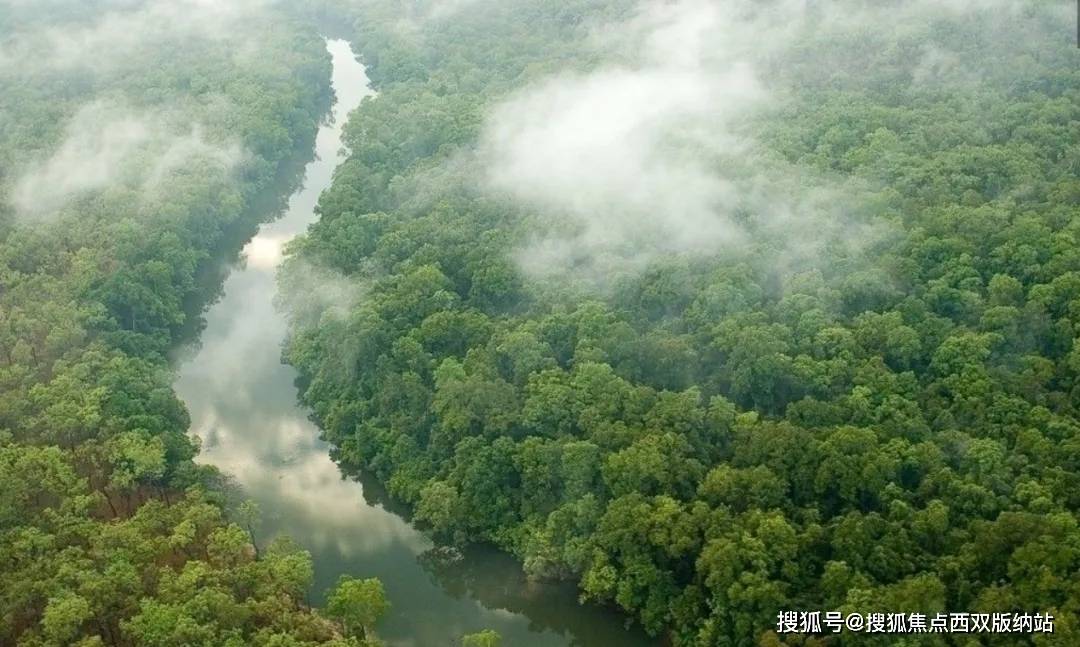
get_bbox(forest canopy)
[1,0,1078,645]
[280,0,1080,645]
[0,1,390,644]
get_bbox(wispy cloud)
[0,0,270,74]
[10,100,244,219]
[477,0,1059,282]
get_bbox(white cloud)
[424,0,482,20]
[277,257,364,330]
[10,100,244,219]
[481,0,770,275]
[479,0,1050,280]
[0,0,270,74]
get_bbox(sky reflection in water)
[173,39,654,647]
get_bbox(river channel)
[173,38,653,647]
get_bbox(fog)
[277,257,364,331]
[477,0,1065,281]
[11,100,244,218]
[484,1,763,274]
[0,0,274,221]
[424,0,482,20]
[0,0,268,68]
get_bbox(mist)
[485,1,762,277]
[0,0,269,72]
[10,100,244,219]
[0,0,283,222]
[477,0,1065,282]
[277,256,364,331]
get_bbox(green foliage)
[280,0,1080,644]
[461,629,502,647]
[0,2,384,645]
[325,577,390,641]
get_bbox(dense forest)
[281,0,1080,645]
[0,1,394,644]
[2,0,1079,645]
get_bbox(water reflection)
[174,38,653,647]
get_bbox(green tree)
[461,629,502,647]
[325,577,390,641]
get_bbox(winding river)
[174,39,653,647]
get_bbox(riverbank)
[174,38,651,647]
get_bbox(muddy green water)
[173,38,654,647]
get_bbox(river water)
[173,39,653,647]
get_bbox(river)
[173,38,654,647]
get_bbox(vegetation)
[3,0,1078,645]
[325,577,390,643]
[281,1,1080,645]
[0,2,383,644]
[461,629,502,647]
